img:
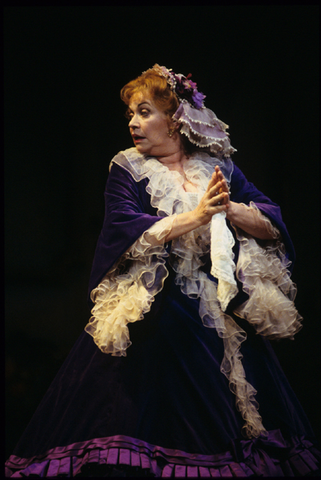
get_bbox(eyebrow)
[128,101,151,110]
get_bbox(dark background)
[5,6,320,459]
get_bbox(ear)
[169,118,179,131]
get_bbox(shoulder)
[230,162,245,179]
[106,148,144,188]
[106,149,152,202]
[230,162,255,189]
[109,147,145,172]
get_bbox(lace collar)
[110,148,234,197]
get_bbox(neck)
[155,147,187,169]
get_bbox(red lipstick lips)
[132,134,145,143]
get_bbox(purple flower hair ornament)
[174,73,206,109]
[148,65,206,109]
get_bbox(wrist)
[190,209,205,229]
[226,201,237,221]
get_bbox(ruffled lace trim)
[87,149,301,439]
[210,211,238,311]
[180,124,235,150]
[109,148,234,216]
[85,216,175,356]
[177,104,230,129]
[233,202,303,339]
[173,103,237,156]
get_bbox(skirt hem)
[5,430,321,477]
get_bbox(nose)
[128,113,139,128]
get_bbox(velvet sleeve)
[87,162,163,303]
[230,164,296,269]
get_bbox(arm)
[225,202,276,240]
[88,162,163,303]
[165,166,275,242]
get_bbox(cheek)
[154,121,169,139]
[144,117,169,141]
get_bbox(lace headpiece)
[144,64,236,157]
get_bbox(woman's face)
[128,91,175,157]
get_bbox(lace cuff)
[235,201,280,239]
[233,203,303,339]
[85,216,176,356]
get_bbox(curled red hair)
[120,70,179,121]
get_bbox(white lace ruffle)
[85,216,175,356]
[233,202,303,340]
[172,103,237,157]
[86,148,302,439]
[108,148,234,217]
[210,211,238,311]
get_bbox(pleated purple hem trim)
[5,430,321,477]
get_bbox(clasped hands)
[194,165,230,226]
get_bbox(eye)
[140,109,150,117]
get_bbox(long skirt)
[5,274,320,477]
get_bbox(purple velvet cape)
[5,157,320,477]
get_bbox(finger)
[220,179,228,191]
[208,181,223,198]
[209,191,227,206]
[214,178,229,198]
[215,165,223,177]
[208,203,229,215]
[207,171,217,192]
[218,192,229,205]
[208,166,223,192]
[216,167,226,184]
[221,192,229,205]
[216,181,230,204]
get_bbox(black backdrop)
[5,6,320,459]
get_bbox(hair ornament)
[145,64,206,110]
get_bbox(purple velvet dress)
[5,149,320,477]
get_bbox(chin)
[134,144,163,158]
[135,144,151,155]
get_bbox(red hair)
[120,69,179,121]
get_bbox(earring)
[167,129,175,138]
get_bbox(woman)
[5,65,320,477]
